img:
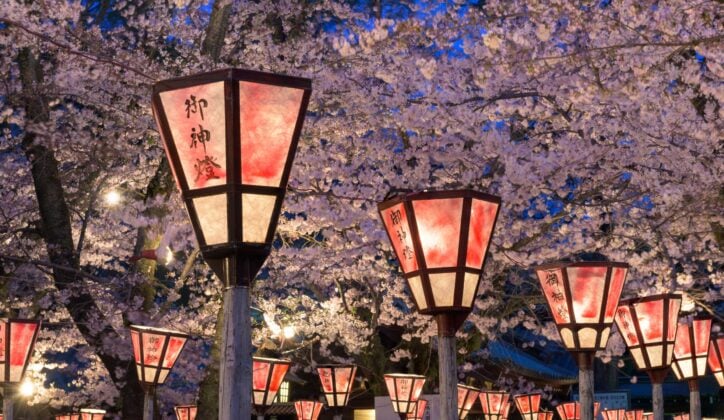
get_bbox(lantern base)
[207,253,267,287]
[436,313,468,336]
[646,368,669,384]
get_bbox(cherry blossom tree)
[0,0,721,418]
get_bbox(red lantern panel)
[556,402,600,420]
[479,390,510,420]
[130,325,189,386]
[624,409,643,420]
[383,373,426,414]
[672,413,689,420]
[79,409,106,420]
[514,393,542,420]
[537,411,553,420]
[0,318,41,383]
[294,400,323,420]
[615,294,682,371]
[601,409,626,420]
[55,416,80,420]
[253,357,291,407]
[672,317,712,380]
[174,405,197,420]
[408,399,428,420]
[535,262,628,352]
[378,190,501,315]
[457,384,480,419]
[708,335,724,387]
[317,364,357,407]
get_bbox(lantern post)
[130,325,189,420]
[671,316,712,420]
[378,190,501,420]
[614,294,682,420]
[708,334,724,387]
[383,373,427,419]
[252,357,291,420]
[0,319,41,420]
[534,261,628,420]
[317,364,357,420]
[152,69,311,420]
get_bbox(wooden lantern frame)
[129,325,189,390]
[174,405,197,420]
[383,373,426,418]
[407,399,428,420]
[478,390,510,420]
[457,384,480,419]
[317,364,357,408]
[253,357,292,414]
[671,316,712,381]
[708,333,724,387]
[513,393,542,420]
[293,400,323,420]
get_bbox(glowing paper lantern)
[407,399,428,420]
[383,373,426,416]
[535,262,628,354]
[457,384,480,419]
[55,415,80,420]
[294,400,323,420]
[317,364,357,407]
[252,357,291,412]
[555,402,600,420]
[152,69,312,285]
[478,390,510,420]
[0,318,41,384]
[174,405,197,420]
[514,393,542,420]
[129,325,189,389]
[708,334,724,386]
[79,409,105,420]
[537,411,553,420]
[642,413,653,420]
[624,409,643,420]
[601,409,626,420]
[671,317,712,380]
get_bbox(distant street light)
[671,316,712,420]
[317,364,357,420]
[614,293,682,420]
[457,384,480,420]
[379,190,501,420]
[129,325,189,420]
[253,357,291,420]
[0,318,41,420]
[478,390,510,420]
[174,405,197,420]
[535,261,628,420]
[153,69,311,420]
[383,373,426,419]
[294,400,323,420]
[708,334,724,387]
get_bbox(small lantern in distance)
[513,393,542,420]
[383,373,426,419]
[294,400,323,420]
[708,334,724,387]
[174,405,197,420]
[672,414,689,420]
[407,399,428,420]
[130,325,189,389]
[253,357,291,416]
[556,402,600,420]
[642,413,654,420]
[457,384,480,420]
[671,316,712,420]
[601,409,626,420]
[79,409,106,420]
[317,364,357,408]
[624,409,643,420]
[478,390,510,420]
[55,415,80,420]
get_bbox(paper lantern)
[129,325,189,389]
[708,334,724,386]
[294,400,323,420]
[672,317,712,380]
[457,384,480,419]
[601,409,626,420]
[514,393,542,420]
[535,262,628,353]
[615,294,682,372]
[152,69,312,284]
[0,318,41,383]
[79,409,105,420]
[641,413,653,420]
[407,399,428,420]
[55,415,80,420]
[383,373,426,415]
[555,402,600,420]
[537,411,553,420]
[253,357,291,410]
[672,414,689,420]
[174,405,197,420]
[317,364,357,407]
[478,390,510,420]
[624,409,643,420]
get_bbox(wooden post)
[219,285,252,420]
[648,369,668,420]
[577,354,595,420]
[2,384,14,420]
[689,379,701,420]
[143,389,155,420]
[437,315,459,420]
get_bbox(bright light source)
[19,379,35,397]
[282,325,296,339]
[105,190,122,206]
[165,246,174,265]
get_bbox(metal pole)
[219,285,252,420]
[2,384,14,420]
[688,379,701,420]
[648,369,667,420]
[438,315,459,420]
[143,390,155,420]
[577,354,595,420]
